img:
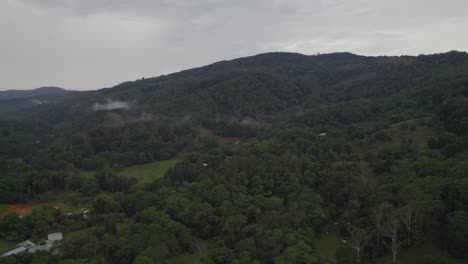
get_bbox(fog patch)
[30,99,49,105]
[104,111,154,126]
[92,99,131,111]
[138,112,153,121]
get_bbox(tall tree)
[383,210,401,264]
[345,224,370,264]
[372,203,392,247]
[399,200,417,245]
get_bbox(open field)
[385,118,436,151]
[79,159,180,186]
[118,159,180,184]
[0,204,7,214]
[79,170,95,179]
[36,191,93,208]
[378,241,466,264]
[197,127,240,145]
[315,233,466,264]
[167,239,210,264]
[353,118,437,155]
[0,202,70,217]
[0,239,16,253]
[168,253,197,264]
[314,232,343,262]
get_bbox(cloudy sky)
[1,0,467,91]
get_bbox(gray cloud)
[1,0,467,90]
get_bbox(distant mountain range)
[0,87,77,115]
[0,51,467,264]
[1,51,467,130]
[24,51,468,127]
[0,87,71,101]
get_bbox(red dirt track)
[0,203,70,217]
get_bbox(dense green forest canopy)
[0,51,467,263]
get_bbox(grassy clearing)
[79,170,95,180]
[197,127,239,145]
[0,204,7,215]
[314,233,465,264]
[118,159,179,184]
[1,203,71,218]
[37,191,89,206]
[0,239,16,253]
[378,241,465,264]
[314,233,342,262]
[168,253,197,264]
[386,118,436,151]
[79,159,180,185]
[353,118,436,155]
[48,191,87,206]
[168,239,211,264]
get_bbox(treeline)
[39,122,195,170]
[0,51,467,263]
[7,122,463,263]
[0,122,195,203]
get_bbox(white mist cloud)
[92,99,131,111]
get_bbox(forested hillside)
[0,87,76,116]
[0,51,467,264]
[0,87,70,101]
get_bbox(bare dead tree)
[383,214,401,264]
[345,224,370,264]
[399,201,417,246]
[373,204,385,247]
[350,166,371,210]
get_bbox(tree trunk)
[377,230,380,247]
[357,247,360,264]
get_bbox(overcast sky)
[1,0,467,91]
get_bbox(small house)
[47,232,63,241]
[1,232,63,257]
[1,240,36,257]
[1,246,28,257]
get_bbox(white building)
[1,232,63,257]
[47,232,63,241]
[1,240,36,257]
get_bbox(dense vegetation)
[0,51,467,263]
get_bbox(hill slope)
[0,87,78,115]
[0,86,70,100]
[15,51,464,126]
[0,51,467,264]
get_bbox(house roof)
[1,232,63,257]
[27,244,53,253]
[1,246,27,257]
[17,240,36,249]
[47,232,63,241]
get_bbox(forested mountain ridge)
[10,51,468,127]
[0,87,70,101]
[0,51,467,264]
[0,87,77,116]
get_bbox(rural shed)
[47,232,63,241]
